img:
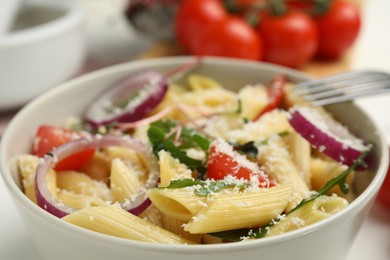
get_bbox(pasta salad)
[15,63,371,245]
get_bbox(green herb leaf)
[160,178,248,197]
[162,178,202,189]
[147,119,211,173]
[234,141,258,157]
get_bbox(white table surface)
[1,0,390,259]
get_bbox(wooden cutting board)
[135,40,354,79]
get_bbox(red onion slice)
[287,106,369,166]
[84,70,169,129]
[35,135,160,218]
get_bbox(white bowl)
[0,57,388,260]
[0,1,86,111]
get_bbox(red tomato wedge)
[207,139,274,188]
[254,75,286,120]
[32,125,94,171]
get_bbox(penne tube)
[104,146,148,182]
[238,85,269,120]
[310,157,355,201]
[57,170,112,201]
[158,150,192,187]
[62,205,194,244]
[57,191,107,208]
[138,205,163,227]
[157,151,202,242]
[183,185,292,234]
[110,158,143,203]
[257,137,311,212]
[284,131,312,189]
[227,109,293,144]
[18,155,57,203]
[188,74,221,91]
[162,214,202,243]
[80,151,111,182]
[147,188,207,222]
[265,195,348,237]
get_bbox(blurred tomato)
[258,10,318,68]
[377,156,390,208]
[174,0,226,51]
[192,16,263,60]
[315,0,361,60]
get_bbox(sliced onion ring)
[287,106,369,166]
[84,70,168,129]
[35,135,159,218]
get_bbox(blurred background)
[0,0,389,259]
[0,0,384,111]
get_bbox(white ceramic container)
[0,57,388,260]
[0,1,86,111]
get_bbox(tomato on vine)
[174,0,226,52]
[315,0,361,60]
[258,9,318,68]
[192,16,263,60]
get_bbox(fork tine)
[301,80,390,101]
[293,70,390,106]
[294,70,390,93]
[311,87,390,106]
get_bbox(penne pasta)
[183,185,292,234]
[188,74,221,91]
[147,188,207,222]
[110,158,143,203]
[80,151,111,182]
[18,155,57,203]
[238,85,269,120]
[158,150,192,187]
[227,109,293,144]
[265,195,348,237]
[162,214,202,243]
[62,205,194,244]
[284,131,312,189]
[57,191,107,208]
[257,136,311,212]
[57,170,112,201]
[310,157,355,201]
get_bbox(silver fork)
[293,70,390,106]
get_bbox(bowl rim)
[1,56,388,253]
[0,2,83,47]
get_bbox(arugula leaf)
[147,119,210,173]
[159,178,248,197]
[162,178,203,189]
[157,141,204,170]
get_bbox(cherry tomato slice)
[32,125,94,171]
[254,75,286,120]
[207,140,274,187]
